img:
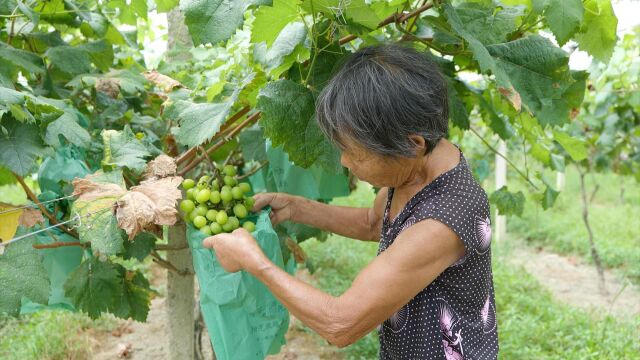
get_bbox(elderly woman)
[204,44,498,359]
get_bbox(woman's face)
[338,137,418,188]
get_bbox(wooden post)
[167,223,195,360]
[166,8,196,360]
[495,141,507,242]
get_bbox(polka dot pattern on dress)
[377,148,499,360]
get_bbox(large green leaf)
[486,36,573,126]
[575,0,618,63]
[46,46,92,75]
[174,98,235,148]
[64,258,121,319]
[121,232,157,261]
[0,46,45,74]
[256,80,340,171]
[553,130,588,162]
[112,267,152,322]
[452,3,523,45]
[45,111,91,148]
[254,22,307,76]
[0,117,48,176]
[180,0,247,45]
[155,0,179,12]
[0,238,50,316]
[542,0,583,45]
[301,0,381,29]
[102,126,151,172]
[252,0,299,47]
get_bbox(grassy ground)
[508,168,640,285]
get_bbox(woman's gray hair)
[315,44,449,157]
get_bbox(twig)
[14,174,78,237]
[469,128,539,190]
[155,244,189,251]
[33,241,85,249]
[237,160,269,180]
[151,250,192,276]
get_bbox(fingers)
[202,233,232,248]
[252,193,275,212]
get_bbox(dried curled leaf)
[18,208,44,228]
[116,176,183,239]
[143,154,177,180]
[143,70,184,93]
[72,176,126,202]
[96,78,120,98]
[285,237,307,264]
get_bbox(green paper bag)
[187,209,295,360]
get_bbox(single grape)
[182,179,195,190]
[199,175,210,184]
[224,175,237,187]
[231,186,243,200]
[221,185,232,192]
[195,205,208,216]
[215,211,228,225]
[242,221,256,232]
[186,188,197,200]
[244,196,255,210]
[211,179,220,191]
[210,222,223,234]
[223,164,237,176]
[196,189,211,204]
[209,190,221,204]
[180,199,195,213]
[238,182,251,193]
[233,204,248,218]
[189,210,199,222]
[193,216,207,229]
[222,221,234,232]
[228,216,240,230]
[220,188,233,202]
[206,209,218,221]
[200,226,212,235]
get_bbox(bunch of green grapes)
[179,164,256,235]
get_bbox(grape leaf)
[64,257,121,319]
[0,117,48,176]
[0,46,45,74]
[453,3,523,45]
[301,0,381,29]
[121,232,157,261]
[44,111,91,148]
[256,80,340,170]
[112,267,152,322]
[239,126,268,163]
[46,46,93,75]
[553,130,588,162]
[542,0,583,46]
[102,126,151,172]
[541,185,560,210]
[254,22,307,76]
[174,98,235,148]
[180,0,247,45]
[0,238,50,316]
[489,186,525,217]
[252,0,299,47]
[575,0,618,63]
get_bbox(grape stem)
[237,160,269,180]
[32,241,85,249]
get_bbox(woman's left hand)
[202,228,268,273]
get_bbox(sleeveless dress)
[377,149,499,359]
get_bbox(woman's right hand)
[252,193,299,225]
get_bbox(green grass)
[0,310,118,360]
[509,168,640,284]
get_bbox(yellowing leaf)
[0,204,22,242]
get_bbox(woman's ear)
[408,135,427,156]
